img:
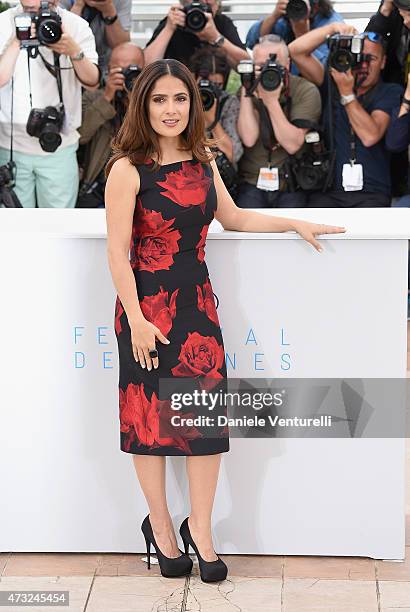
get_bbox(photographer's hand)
[85,0,116,19]
[260,0,288,37]
[195,13,219,42]
[48,31,99,89]
[103,67,125,102]
[48,32,81,58]
[380,0,395,17]
[85,0,130,47]
[165,5,186,32]
[71,0,85,16]
[144,5,183,64]
[330,67,355,96]
[398,79,410,117]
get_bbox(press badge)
[256,167,279,191]
[342,163,363,191]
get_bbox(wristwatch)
[102,13,118,25]
[71,50,85,61]
[212,35,225,47]
[402,96,410,108]
[340,93,356,106]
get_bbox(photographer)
[365,0,410,195]
[289,23,403,206]
[190,46,243,198]
[143,0,249,67]
[60,0,131,74]
[365,0,409,86]
[77,42,144,207]
[236,37,321,208]
[190,47,243,163]
[246,0,343,72]
[0,0,99,208]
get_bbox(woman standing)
[104,58,345,583]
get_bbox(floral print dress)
[114,158,230,456]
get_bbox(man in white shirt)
[0,0,99,208]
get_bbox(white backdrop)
[0,209,408,558]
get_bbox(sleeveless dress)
[114,158,230,456]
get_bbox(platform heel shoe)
[141,515,193,578]
[179,517,228,583]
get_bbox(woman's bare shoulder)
[107,156,140,192]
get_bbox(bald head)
[253,40,290,70]
[109,43,145,70]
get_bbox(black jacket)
[366,3,407,85]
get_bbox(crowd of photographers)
[1,0,410,210]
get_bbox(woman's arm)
[210,158,346,250]
[105,157,170,370]
[105,157,145,327]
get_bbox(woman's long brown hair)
[105,59,216,177]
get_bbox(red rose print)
[119,383,202,453]
[140,286,179,336]
[115,296,124,335]
[157,161,211,213]
[197,279,219,326]
[196,224,208,263]
[130,198,181,272]
[171,331,225,379]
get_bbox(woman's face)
[148,75,190,137]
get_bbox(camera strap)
[26,50,65,111]
[10,77,15,167]
[347,79,383,165]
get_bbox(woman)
[104,58,345,584]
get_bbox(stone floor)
[0,322,409,611]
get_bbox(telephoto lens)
[260,54,286,91]
[33,2,63,45]
[184,1,210,32]
[198,79,221,111]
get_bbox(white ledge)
[0,208,409,239]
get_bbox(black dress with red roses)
[114,158,230,456]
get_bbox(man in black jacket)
[143,0,249,67]
[366,0,410,194]
[366,0,410,85]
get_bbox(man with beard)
[289,23,403,206]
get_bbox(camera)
[0,162,15,190]
[215,151,238,199]
[26,105,65,153]
[327,34,371,72]
[0,161,22,208]
[198,78,222,111]
[15,2,62,48]
[115,65,142,101]
[238,54,287,96]
[286,0,308,21]
[290,130,333,191]
[183,1,211,32]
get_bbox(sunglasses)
[363,31,387,48]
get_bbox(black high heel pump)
[179,517,228,583]
[141,514,193,578]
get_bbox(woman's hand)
[292,221,346,252]
[130,318,170,371]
